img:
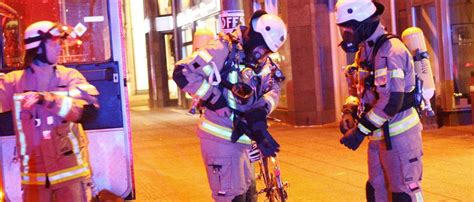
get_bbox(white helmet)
[335,0,383,24]
[24,21,76,50]
[253,14,287,52]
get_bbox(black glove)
[243,107,280,157]
[340,127,366,151]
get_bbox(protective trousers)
[22,178,93,202]
[200,135,256,202]
[367,131,423,202]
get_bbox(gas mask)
[338,17,381,53]
[338,25,363,53]
[243,45,271,71]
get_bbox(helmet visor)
[48,24,81,48]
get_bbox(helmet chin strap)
[35,42,54,65]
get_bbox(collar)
[27,64,57,74]
[363,24,386,49]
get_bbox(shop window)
[181,26,193,58]
[1,0,111,65]
[448,0,473,107]
[157,0,172,15]
[413,4,440,103]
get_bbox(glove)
[244,107,280,157]
[339,113,356,134]
[247,143,262,163]
[340,127,366,151]
[21,92,41,110]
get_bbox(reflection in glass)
[449,0,473,107]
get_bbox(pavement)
[130,107,474,202]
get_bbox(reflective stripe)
[196,81,211,98]
[21,164,90,185]
[227,70,238,120]
[13,95,28,170]
[375,68,387,78]
[68,124,84,165]
[228,71,238,84]
[370,108,420,140]
[366,110,386,127]
[199,118,251,144]
[58,97,73,118]
[202,64,213,76]
[228,91,237,110]
[21,173,46,185]
[50,91,69,96]
[415,191,424,202]
[357,123,371,135]
[391,68,404,79]
[48,163,90,185]
[198,50,213,63]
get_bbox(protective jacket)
[0,65,99,188]
[344,25,422,140]
[173,26,281,145]
[344,24,424,201]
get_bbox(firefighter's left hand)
[21,92,41,110]
[340,127,366,151]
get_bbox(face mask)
[338,26,362,53]
[244,45,270,70]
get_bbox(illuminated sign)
[176,0,221,27]
[220,10,244,33]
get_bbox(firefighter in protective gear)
[173,10,287,201]
[0,21,99,201]
[336,1,424,202]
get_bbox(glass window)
[448,0,473,107]
[157,0,172,15]
[2,0,111,66]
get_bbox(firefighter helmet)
[253,14,287,52]
[335,0,384,24]
[24,21,76,50]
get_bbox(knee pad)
[366,181,376,202]
[392,192,412,202]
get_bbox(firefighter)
[0,21,99,201]
[336,0,424,202]
[173,11,287,201]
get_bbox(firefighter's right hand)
[244,107,280,157]
[340,127,366,151]
[21,92,41,110]
[254,129,280,157]
[339,113,356,134]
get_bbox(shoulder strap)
[370,34,399,66]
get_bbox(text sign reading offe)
[220,10,244,33]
